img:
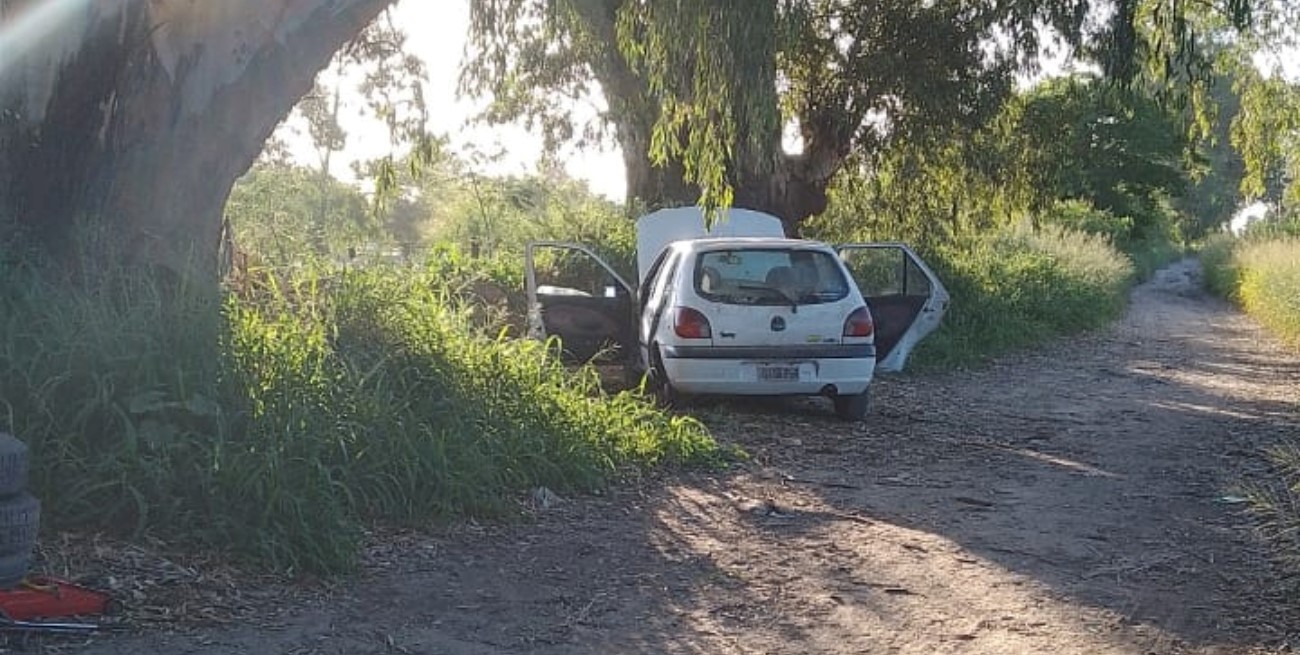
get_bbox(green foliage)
[1201,235,1300,574]
[462,0,1264,214]
[225,164,375,263]
[1243,211,1300,240]
[1125,237,1185,282]
[1199,233,1240,297]
[1179,68,1247,240]
[809,202,1135,370]
[910,225,1135,370]
[1041,200,1135,244]
[1232,68,1300,215]
[425,169,636,276]
[1005,79,1191,245]
[811,77,1192,257]
[0,254,716,574]
[1204,237,1300,346]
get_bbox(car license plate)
[756,365,800,382]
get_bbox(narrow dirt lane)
[86,260,1299,654]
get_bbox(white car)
[525,207,949,420]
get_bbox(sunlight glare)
[0,0,97,80]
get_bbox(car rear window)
[694,248,850,306]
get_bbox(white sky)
[284,0,627,200]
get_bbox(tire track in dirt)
[82,259,1300,654]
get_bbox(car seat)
[700,265,723,294]
[765,266,796,295]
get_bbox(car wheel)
[647,347,679,408]
[833,389,871,421]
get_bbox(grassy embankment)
[1201,234,1300,575]
[0,248,717,574]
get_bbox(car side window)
[639,250,670,312]
[646,252,680,313]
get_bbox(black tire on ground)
[647,347,680,408]
[834,389,871,421]
[0,433,29,498]
[0,549,31,590]
[0,493,39,557]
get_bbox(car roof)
[672,237,833,252]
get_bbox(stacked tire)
[0,434,37,589]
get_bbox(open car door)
[837,244,950,372]
[525,242,636,363]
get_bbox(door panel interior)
[526,243,635,363]
[837,245,937,363]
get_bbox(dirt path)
[83,259,1299,654]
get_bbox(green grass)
[1201,235,1300,577]
[0,255,717,574]
[1199,233,1240,299]
[1207,238,1300,347]
[910,225,1135,369]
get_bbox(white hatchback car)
[525,207,949,420]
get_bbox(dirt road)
[85,259,1299,654]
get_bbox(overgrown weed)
[0,251,716,574]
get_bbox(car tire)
[0,493,39,557]
[647,347,680,408]
[0,433,30,498]
[833,389,871,421]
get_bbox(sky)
[283,0,627,200]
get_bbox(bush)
[1125,238,1184,282]
[912,225,1134,369]
[1201,236,1300,576]
[0,257,717,574]
[1203,237,1300,347]
[1040,200,1180,281]
[1041,200,1134,244]
[1199,233,1240,299]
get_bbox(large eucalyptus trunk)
[0,0,390,277]
[622,134,843,237]
[606,61,844,236]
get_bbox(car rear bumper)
[661,353,875,396]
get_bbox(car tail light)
[673,307,713,339]
[843,306,874,338]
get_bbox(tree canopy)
[462,0,1267,230]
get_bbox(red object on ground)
[0,577,111,620]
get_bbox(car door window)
[650,253,679,308]
[839,247,917,359]
[639,249,672,313]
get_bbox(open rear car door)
[525,242,636,363]
[837,244,950,372]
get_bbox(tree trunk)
[619,127,845,237]
[0,0,391,278]
[617,119,697,213]
[732,156,840,238]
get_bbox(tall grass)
[911,226,1135,369]
[1199,233,1240,299]
[0,254,717,574]
[1227,240,1300,347]
[1201,236,1300,576]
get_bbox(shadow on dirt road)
[83,259,1299,654]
